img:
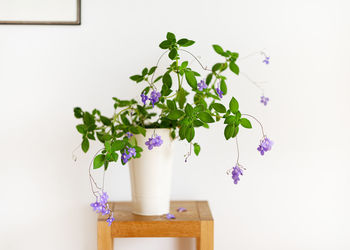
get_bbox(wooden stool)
[98,201,214,250]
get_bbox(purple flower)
[166,213,176,220]
[260,96,269,106]
[106,214,115,226]
[149,90,161,107]
[216,87,223,98]
[145,134,163,150]
[197,80,208,91]
[126,132,133,138]
[232,165,243,184]
[128,147,136,158]
[100,192,109,205]
[121,150,131,164]
[90,202,100,211]
[141,92,148,105]
[263,56,270,65]
[90,191,114,226]
[257,137,273,155]
[177,207,187,213]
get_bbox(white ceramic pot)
[128,128,174,216]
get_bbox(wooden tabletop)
[98,201,213,238]
[99,200,213,222]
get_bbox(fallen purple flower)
[166,213,176,220]
[177,207,187,213]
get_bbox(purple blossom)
[121,150,131,164]
[90,191,114,226]
[121,147,137,163]
[126,132,133,138]
[197,80,208,91]
[166,213,176,220]
[216,87,223,98]
[106,214,115,226]
[263,56,270,65]
[128,147,136,158]
[90,202,100,211]
[145,135,163,150]
[257,137,273,155]
[260,96,269,106]
[141,92,148,105]
[232,165,243,184]
[177,207,187,213]
[149,90,161,107]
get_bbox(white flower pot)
[129,128,174,216]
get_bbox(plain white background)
[1,0,349,249]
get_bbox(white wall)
[1,0,350,249]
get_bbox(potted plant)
[73,32,273,225]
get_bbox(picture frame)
[0,0,81,25]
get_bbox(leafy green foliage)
[74,32,247,166]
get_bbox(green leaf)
[74,107,83,118]
[229,61,239,75]
[185,70,197,89]
[142,68,148,76]
[83,112,94,126]
[212,63,222,72]
[169,48,177,60]
[177,88,188,109]
[93,154,105,169]
[100,116,111,126]
[185,103,194,116]
[167,100,176,110]
[104,141,112,152]
[138,126,146,136]
[220,79,227,95]
[181,61,188,69]
[206,73,213,84]
[148,66,157,75]
[177,38,189,46]
[229,97,239,114]
[240,118,252,128]
[112,140,125,151]
[213,44,224,55]
[120,114,131,125]
[193,119,204,127]
[179,126,187,140]
[76,124,87,134]
[194,143,201,156]
[159,40,171,49]
[162,72,172,88]
[181,40,195,47]
[186,127,195,142]
[224,115,235,125]
[232,126,239,138]
[212,103,226,113]
[198,112,215,123]
[224,124,234,140]
[166,32,176,41]
[130,75,143,82]
[81,138,89,153]
[168,110,185,120]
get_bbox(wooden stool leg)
[98,221,114,250]
[197,221,214,250]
